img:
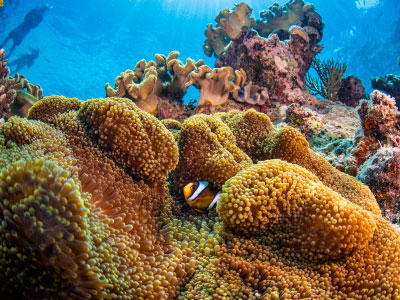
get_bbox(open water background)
[0,0,399,101]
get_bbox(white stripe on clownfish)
[207,191,221,210]
[188,180,209,201]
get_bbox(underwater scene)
[0,0,400,299]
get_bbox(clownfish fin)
[188,181,209,201]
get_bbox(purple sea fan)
[0,49,16,118]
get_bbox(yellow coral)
[173,113,252,192]
[220,109,276,160]
[260,126,382,215]
[0,96,194,299]
[218,159,376,260]
[78,97,178,181]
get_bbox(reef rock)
[337,75,366,107]
[216,26,322,105]
[372,73,400,108]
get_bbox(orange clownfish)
[183,181,221,213]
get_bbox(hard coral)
[0,49,16,119]
[0,95,194,299]
[337,75,366,107]
[186,65,246,112]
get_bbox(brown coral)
[231,81,271,106]
[186,65,246,112]
[203,2,255,57]
[0,96,194,299]
[255,0,316,38]
[172,113,252,193]
[105,51,204,115]
[215,2,256,40]
[218,159,376,261]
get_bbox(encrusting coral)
[217,26,321,105]
[0,103,400,299]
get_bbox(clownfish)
[183,181,221,213]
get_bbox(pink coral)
[217,26,321,105]
[0,49,16,118]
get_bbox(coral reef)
[255,0,323,43]
[231,81,270,106]
[357,147,400,223]
[337,75,366,107]
[0,96,193,299]
[306,57,347,102]
[203,0,324,59]
[0,49,16,119]
[203,2,255,57]
[105,51,204,115]
[1,104,400,299]
[185,65,246,112]
[217,26,321,105]
[372,73,400,108]
[7,72,43,118]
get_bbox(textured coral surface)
[0,100,399,299]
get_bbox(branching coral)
[105,51,204,115]
[0,49,16,119]
[203,2,255,57]
[185,65,246,112]
[306,57,347,102]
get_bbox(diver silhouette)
[0,4,49,58]
[8,47,39,73]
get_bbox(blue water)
[0,0,399,101]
